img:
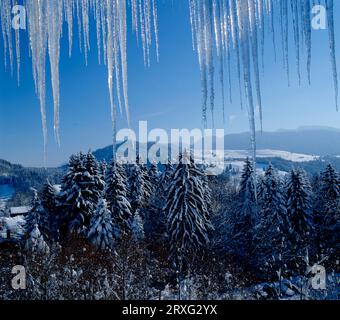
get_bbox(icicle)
[291,0,301,85]
[118,0,129,122]
[282,0,290,85]
[95,0,102,64]
[47,0,63,146]
[1,0,339,164]
[230,0,244,109]
[15,27,20,85]
[64,0,74,57]
[257,0,265,73]
[268,0,277,62]
[303,0,312,84]
[27,0,49,163]
[106,0,117,158]
[236,0,257,199]
[326,0,338,111]
[81,0,90,65]
[248,0,263,132]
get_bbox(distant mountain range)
[93,126,340,162]
[220,126,340,156]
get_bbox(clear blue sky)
[1,1,340,167]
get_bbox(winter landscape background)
[1,0,340,300]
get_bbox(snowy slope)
[223,149,319,162]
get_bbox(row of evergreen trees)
[19,152,340,299]
[219,159,340,283]
[25,152,213,277]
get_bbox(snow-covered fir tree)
[59,152,104,234]
[144,161,174,244]
[131,211,145,242]
[165,153,214,274]
[232,158,257,262]
[85,151,105,198]
[40,181,59,240]
[129,158,152,214]
[25,224,50,256]
[254,165,290,279]
[140,159,154,201]
[159,160,175,195]
[315,164,340,264]
[105,161,132,234]
[99,160,108,180]
[285,169,313,261]
[88,198,118,251]
[149,161,160,193]
[26,189,50,239]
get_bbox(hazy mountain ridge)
[92,127,340,162]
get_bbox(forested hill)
[93,127,340,164]
[0,159,64,206]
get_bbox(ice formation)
[0,0,338,165]
[0,0,159,159]
[188,0,338,185]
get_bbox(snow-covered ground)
[196,149,316,176]
[223,149,319,162]
[0,215,25,241]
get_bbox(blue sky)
[1,1,340,167]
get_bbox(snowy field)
[196,149,317,176]
[223,149,319,162]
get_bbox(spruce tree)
[254,165,289,280]
[149,161,160,193]
[165,153,213,274]
[232,158,257,262]
[129,158,152,214]
[40,181,58,240]
[285,169,313,261]
[159,160,174,195]
[316,164,340,265]
[25,224,50,256]
[26,190,50,239]
[88,198,118,251]
[59,152,103,234]
[144,161,174,243]
[105,161,132,234]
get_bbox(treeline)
[0,152,339,300]
[0,158,64,207]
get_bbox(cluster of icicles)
[0,0,159,160]
[189,0,338,169]
[0,0,338,165]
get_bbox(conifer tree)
[165,153,213,274]
[25,224,50,256]
[232,158,257,262]
[129,158,151,214]
[285,169,313,263]
[105,161,132,234]
[254,165,289,279]
[40,181,58,240]
[59,152,103,234]
[88,198,118,250]
[315,164,340,264]
[26,190,49,239]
